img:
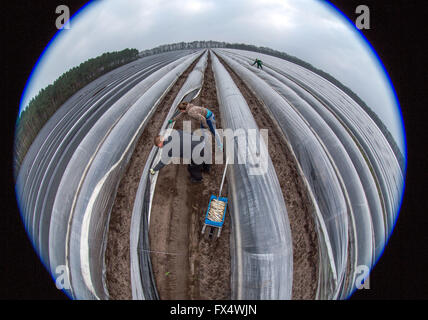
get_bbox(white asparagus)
[207,199,226,222]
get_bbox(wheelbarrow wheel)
[208,226,215,240]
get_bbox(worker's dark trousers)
[187,161,210,181]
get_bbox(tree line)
[14,48,139,174]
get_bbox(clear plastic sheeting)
[214,49,350,299]
[222,49,403,238]
[48,51,202,299]
[247,62,385,262]
[15,51,193,280]
[130,50,208,300]
[130,147,158,300]
[218,48,403,298]
[211,53,293,300]
[216,50,378,297]
[15,46,404,301]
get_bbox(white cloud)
[181,0,214,13]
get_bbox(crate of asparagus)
[201,195,228,239]
[205,195,228,227]
[202,159,228,238]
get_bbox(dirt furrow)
[191,52,231,300]
[150,51,231,300]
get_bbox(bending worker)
[150,129,210,183]
[251,58,263,69]
[169,101,223,150]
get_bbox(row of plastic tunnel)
[16,48,404,300]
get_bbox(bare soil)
[216,54,319,299]
[104,57,201,300]
[149,52,231,300]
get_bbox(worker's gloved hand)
[150,168,155,175]
[168,119,173,124]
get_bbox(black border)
[1,0,427,301]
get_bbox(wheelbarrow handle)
[218,157,229,198]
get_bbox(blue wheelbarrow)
[201,159,229,239]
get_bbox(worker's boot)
[188,163,203,182]
[189,177,202,183]
[202,163,210,173]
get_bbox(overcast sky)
[20,0,405,152]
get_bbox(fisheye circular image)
[14,0,406,300]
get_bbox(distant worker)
[169,102,223,150]
[252,58,263,69]
[150,130,210,183]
